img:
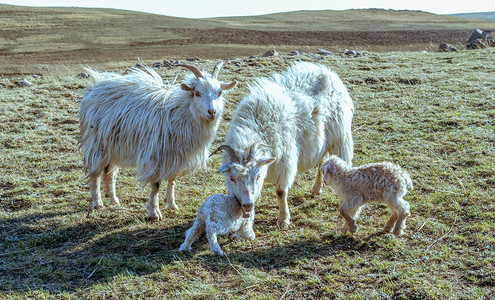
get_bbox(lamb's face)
[181,74,236,121]
[323,155,350,185]
[322,156,340,185]
[218,158,275,218]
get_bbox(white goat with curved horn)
[79,62,237,220]
[223,62,354,227]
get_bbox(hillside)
[1,4,495,74]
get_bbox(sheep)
[79,63,237,220]
[222,61,354,227]
[179,144,275,255]
[322,155,413,236]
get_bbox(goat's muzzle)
[241,203,253,218]
[207,109,216,119]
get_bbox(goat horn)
[177,64,203,79]
[212,61,225,79]
[210,145,239,163]
[247,142,267,162]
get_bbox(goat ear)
[181,83,193,91]
[217,163,232,174]
[221,80,237,91]
[257,157,275,167]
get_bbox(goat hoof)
[165,202,178,210]
[148,209,163,221]
[93,202,104,209]
[311,187,321,196]
[110,198,120,206]
[277,218,291,228]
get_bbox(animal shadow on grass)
[250,233,385,269]
[0,210,188,293]
[183,228,388,274]
[0,207,389,294]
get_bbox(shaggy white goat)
[322,155,413,236]
[223,62,354,227]
[79,63,237,220]
[179,145,275,255]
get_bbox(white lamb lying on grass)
[179,144,275,255]
[179,193,255,256]
[322,155,413,236]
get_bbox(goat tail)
[83,67,105,83]
[312,72,332,95]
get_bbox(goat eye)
[256,174,261,180]
[194,91,201,97]
[230,176,236,183]
[218,91,222,97]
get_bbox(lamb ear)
[221,80,237,90]
[181,83,193,91]
[217,163,232,174]
[257,157,276,167]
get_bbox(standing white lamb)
[322,155,413,236]
[222,62,354,227]
[79,63,237,220]
[179,145,275,255]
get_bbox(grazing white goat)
[79,63,237,220]
[322,155,413,236]
[179,144,275,255]
[223,62,354,227]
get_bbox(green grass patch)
[0,49,494,298]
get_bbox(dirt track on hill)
[160,28,471,48]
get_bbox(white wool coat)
[79,68,222,184]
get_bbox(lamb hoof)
[231,233,242,241]
[148,209,163,221]
[165,202,178,210]
[393,228,404,236]
[213,250,224,256]
[247,232,256,240]
[383,226,393,233]
[179,244,191,251]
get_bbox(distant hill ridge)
[449,11,495,21]
[1,4,495,74]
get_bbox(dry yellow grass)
[0,48,494,298]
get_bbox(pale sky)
[1,0,494,18]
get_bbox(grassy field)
[0,46,494,298]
